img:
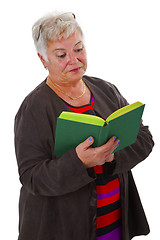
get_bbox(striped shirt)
[64,93,122,240]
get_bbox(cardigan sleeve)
[102,83,154,175]
[14,96,96,197]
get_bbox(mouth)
[69,67,81,73]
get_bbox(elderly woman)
[15,12,154,240]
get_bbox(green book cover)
[54,102,145,157]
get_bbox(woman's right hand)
[76,136,120,168]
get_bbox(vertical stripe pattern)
[62,93,122,239]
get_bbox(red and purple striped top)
[63,93,122,240]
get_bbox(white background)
[0,0,159,239]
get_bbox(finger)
[97,136,118,152]
[105,153,115,163]
[79,136,94,150]
[110,139,120,153]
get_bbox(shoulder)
[15,80,52,119]
[24,80,50,106]
[83,75,112,85]
[83,75,120,92]
[83,75,122,98]
[83,75,128,108]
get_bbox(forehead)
[47,30,83,51]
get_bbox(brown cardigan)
[14,75,154,240]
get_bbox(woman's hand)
[76,136,120,168]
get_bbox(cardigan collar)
[44,75,115,120]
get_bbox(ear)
[38,53,47,68]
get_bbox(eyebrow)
[52,41,83,52]
[75,41,83,46]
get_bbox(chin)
[68,70,86,82]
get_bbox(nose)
[68,52,78,64]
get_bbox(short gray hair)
[32,12,83,61]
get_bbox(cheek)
[49,60,68,73]
[58,61,69,72]
[80,52,87,64]
[81,56,87,68]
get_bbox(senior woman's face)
[41,30,87,85]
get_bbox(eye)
[75,48,83,53]
[57,53,66,58]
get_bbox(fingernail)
[114,136,117,140]
[116,144,119,148]
[118,140,120,144]
[88,137,92,142]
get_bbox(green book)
[54,101,145,157]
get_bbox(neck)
[48,74,82,88]
[47,76,86,100]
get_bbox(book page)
[59,111,105,126]
[106,101,144,122]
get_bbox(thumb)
[82,136,94,149]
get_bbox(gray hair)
[32,12,83,61]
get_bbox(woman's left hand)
[76,136,119,168]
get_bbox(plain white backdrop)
[1,0,159,239]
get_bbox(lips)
[69,67,81,73]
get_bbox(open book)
[54,101,145,157]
